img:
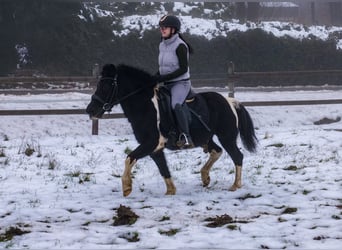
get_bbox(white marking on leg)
[229,165,242,191]
[122,157,136,197]
[151,87,167,152]
[201,149,222,187]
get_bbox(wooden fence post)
[92,63,100,78]
[227,61,235,97]
[92,119,99,135]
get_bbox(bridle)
[91,76,119,112]
[91,75,155,112]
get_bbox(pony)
[86,64,257,196]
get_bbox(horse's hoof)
[164,178,176,195]
[201,170,210,187]
[123,189,132,197]
[165,190,176,195]
[228,183,242,191]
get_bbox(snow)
[0,89,341,249]
[260,2,299,8]
[80,2,342,50]
[111,14,342,49]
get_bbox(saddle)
[156,86,210,149]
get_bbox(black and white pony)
[86,64,257,196]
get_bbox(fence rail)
[1,99,341,135]
[1,68,342,91]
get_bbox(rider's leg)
[170,80,193,147]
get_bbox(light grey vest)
[158,33,190,82]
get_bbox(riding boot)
[174,104,194,148]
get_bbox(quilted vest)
[158,33,190,82]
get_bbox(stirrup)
[176,133,194,148]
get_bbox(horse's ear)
[101,64,117,78]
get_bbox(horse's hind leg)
[150,150,176,195]
[201,139,222,187]
[218,137,243,191]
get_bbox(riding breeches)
[167,80,191,109]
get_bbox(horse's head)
[86,64,118,119]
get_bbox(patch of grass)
[313,235,329,240]
[111,172,121,178]
[75,142,85,148]
[66,208,81,213]
[238,193,262,200]
[82,221,91,226]
[332,215,341,220]
[0,148,5,157]
[204,214,233,227]
[278,217,287,222]
[48,158,58,170]
[282,207,298,214]
[260,244,270,249]
[24,145,35,156]
[0,212,12,219]
[2,157,10,165]
[227,224,239,230]
[113,205,139,226]
[124,147,132,155]
[267,143,284,148]
[302,189,311,195]
[28,198,41,208]
[284,165,298,171]
[19,139,42,157]
[159,215,170,222]
[0,226,30,242]
[79,173,92,184]
[187,201,195,206]
[66,170,81,178]
[158,228,180,236]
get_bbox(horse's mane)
[117,64,153,86]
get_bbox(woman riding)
[153,14,194,148]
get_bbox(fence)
[1,98,342,135]
[1,64,342,134]
[1,63,342,95]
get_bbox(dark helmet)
[159,15,181,32]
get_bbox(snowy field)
[0,89,341,249]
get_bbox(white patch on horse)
[151,87,167,152]
[226,97,239,128]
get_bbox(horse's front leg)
[201,140,223,187]
[150,149,176,195]
[122,157,137,197]
[201,149,222,187]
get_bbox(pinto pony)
[86,64,257,196]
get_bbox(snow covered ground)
[0,89,341,249]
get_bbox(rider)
[153,14,194,148]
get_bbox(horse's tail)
[235,103,258,153]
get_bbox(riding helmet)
[159,15,181,32]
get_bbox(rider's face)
[160,26,173,38]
